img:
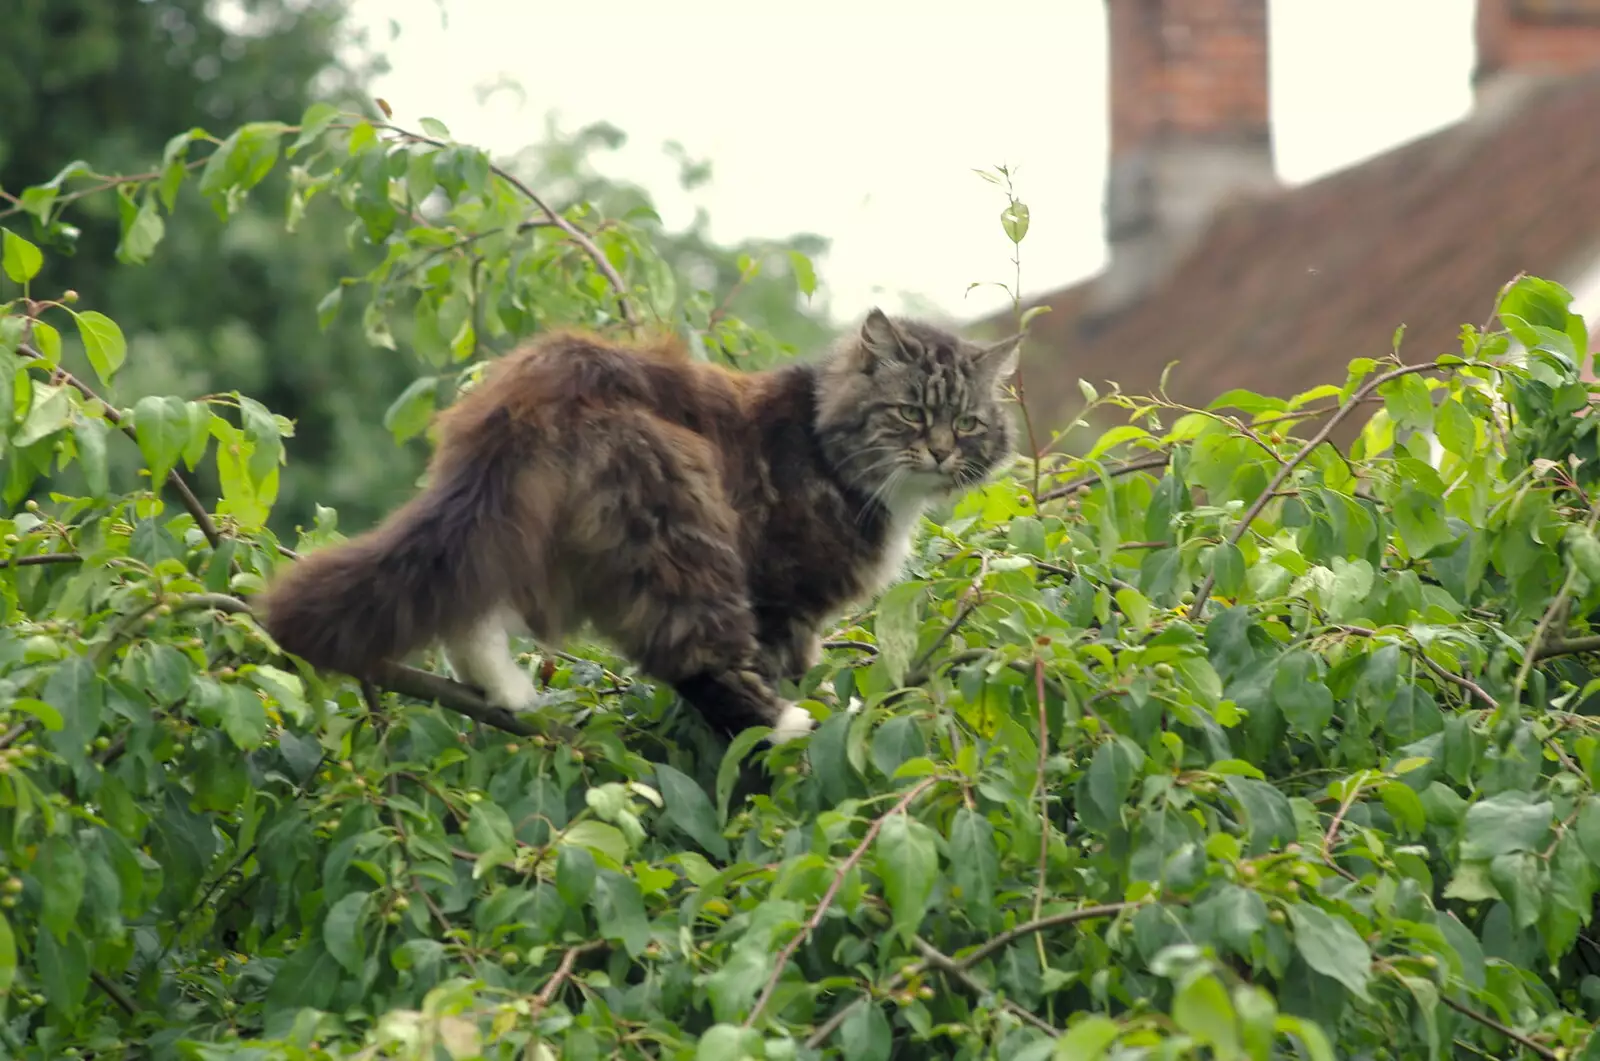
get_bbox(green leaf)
[716,726,770,825]
[1054,1014,1121,1059]
[874,579,926,685]
[562,819,629,865]
[36,929,89,1018]
[1459,793,1553,860]
[37,835,86,942]
[870,715,926,778]
[1286,902,1372,1001]
[197,121,288,213]
[1273,650,1333,736]
[1434,397,1476,456]
[593,870,651,957]
[1172,972,1241,1056]
[0,913,16,996]
[697,1023,759,1061]
[74,415,109,497]
[654,762,729,860]
[948,807,999,921]
[31,319,61,365]
[217,683,268,750]
[290,101,341,154]
[1275,1014,1336,1061]
[9,698,63,731]
[322,889,370,976]
[15,380,72,448]
[43,656,102,771]
[1211,540,1246,598]
[316,285,343,330]
[1000,200,1030,243]
[382,376,438,444]
[1234,983,1278,1061]
[115,193,166,265]
[557,844,597,907]
[132,394,189,488]
[467,800,516,857]
[1223,776,1296,855]
[2,228,43,284]
[789,250,817,298]
[874,814,939,939]
[1380,780,1426,836]
[841,1000,892,1061]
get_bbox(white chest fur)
[863,493,928,597]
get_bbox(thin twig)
[1514,499,1600,706]
[1029,655,1050,967]
[533,941,605,1013]
[18,342,224,548]
[1187,362,1447,621]
[1037,453,1170,503]
[1321,771,1374,878]
[744,775,944,1028]
[1439,995,1558,1060]
[2,552,83,567]
[943,902,1138,972]
[803,901,1138,1050]
[1332,625,1499,708]
[374,121,636,329]
[910,937,1057,1035]
[90,969,138,1016]
[906,557,989,685]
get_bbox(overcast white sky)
[347,0,1477,326]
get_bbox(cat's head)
[816,308,1023,507]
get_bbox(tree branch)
[155,594,572,740]
[373,121,637,330]
[944,902,1139,973]
[90,969,139,1017]
[1440,995,1558,1060]
[2,551,83,567]
[532,941,606,1014]
[745,775,945,1029]
[1534,634,1600,660]
[803,901,1139,1050]
[906,556,988,684]
[18,342,225,549]
[1036,452,1170,503]
[1187,363,1445,620]
[910,937,1057,1036]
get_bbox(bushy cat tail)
[256,436,522,679]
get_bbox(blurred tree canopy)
[0,0,837,535]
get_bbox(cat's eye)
[894,404,925,424]
[954,414,981,433]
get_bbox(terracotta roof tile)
[999,70,1600,433]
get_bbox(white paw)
[484,671,540,713]
[768,702,816,744]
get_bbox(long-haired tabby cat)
[257,309,1022,743]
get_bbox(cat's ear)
[972,332,1023,383]
[859,308,913,366]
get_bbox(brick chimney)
[1093,0,1277,318]
[1475,0,1600,90]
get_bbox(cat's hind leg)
[444,605,539,712]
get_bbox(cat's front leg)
[756,614,824,684]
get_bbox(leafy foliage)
[3,100,1600,1061]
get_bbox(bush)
[2,106,1600,1061]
